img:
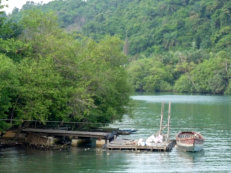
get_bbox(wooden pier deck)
[22,128,114,140]
[107,139,176,152]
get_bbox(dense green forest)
[1,0,231,130]
[13,0,231,94]
[0,2,131,131]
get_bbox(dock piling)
[159,103,164,135]
[167,102,171,141]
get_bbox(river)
[1,94,231,172]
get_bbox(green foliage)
[191,56,230,94]
[15,57,69,123]
[0,0,6,14]
[0,10,131,130]
[174,54,231,94]
[2,0,231,131]
[86,37,131,123]
[0,54,19,130]
[0,18,22,39]
[13,0,231,96]
[127,58,173,92]
[0,38,32,62]
[174,74,195,93]
[224,79,231,95]
[21,0,231,55]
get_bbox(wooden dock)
[22,128,115,140]
[107,139,176,152]
[106,102,176,152]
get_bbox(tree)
[0,55,19,130]
[18,10,131,126]
[12,57,69,123]
[0,9,132,131]
[0,38,32,62]
[127,57,173,92]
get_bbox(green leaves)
[74,36,131,123]
[0,10,131,130]
[0,54,19,130]
[174,54,231,94]
[127,49,231,95]
[16,57,68,123]
[24,0,230,56]
[20,9,59,36]
[0,38,32,62]
[127,58,173,92]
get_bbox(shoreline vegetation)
[0,7,131,132]
[1,0,231,132]
[127,51,231,95]
[10,0,231,95]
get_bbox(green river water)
[1,94,231,172]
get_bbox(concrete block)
[71,138,91,147]
[71,139,85,147]
[96,139,105,147]
[47,137,55,146]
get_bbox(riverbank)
[0,127,138,150]
[1,94,231,172]
[0,130,23,148]
[0,130,70,150]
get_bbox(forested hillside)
[1,0,231,131]
[13,0,231,94]
[17,0,231,54]
[0,2,131,130]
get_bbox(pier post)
[71,139,78,147]
[47,137,55,146]
[106,139,109,147]
[114,135,116,140]
[96,138,105,147]
[159,103,164,135]
[71,138,87,147]
[167,102,171,141]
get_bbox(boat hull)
[177,142,203,152]
[176,132,204,152]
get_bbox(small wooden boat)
[176,131,204,152]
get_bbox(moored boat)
[176,131,204,152]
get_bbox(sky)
[2,0,54,14]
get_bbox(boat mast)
[159,102,171,141]
[167,102,171,141]
[159,103,164,135]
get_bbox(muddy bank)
[0,130,70,150]
[0,130,24,148]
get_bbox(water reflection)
[176,147,205,162]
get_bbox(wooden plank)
[22,128,110,139]
[107,139,176,152]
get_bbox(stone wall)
[25,133,55,147]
